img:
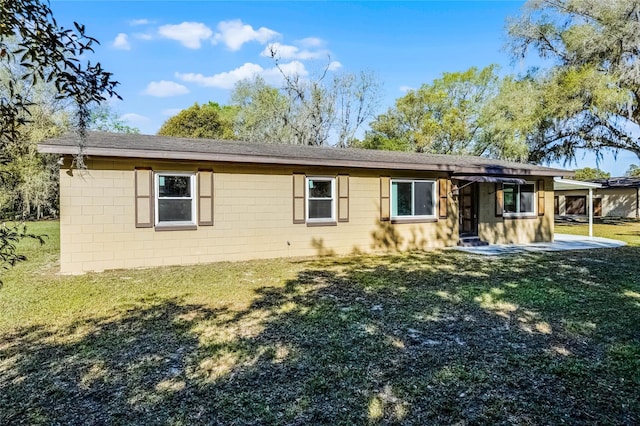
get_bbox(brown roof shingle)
[39,131,569,176]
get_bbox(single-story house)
[555,177,640,218]
[39,132,569,274]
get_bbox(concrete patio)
[454,233,626,256]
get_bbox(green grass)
[1,221,639,424]
[556,218,640,246]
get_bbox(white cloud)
[134,33,153,41]
[176,61,309,89]
[261,42,327,60]
[262,61,308,84]
[212,19,279,51]
[399,85,414,93]
[112,33,131,50]
[158,22,213,49]
[327,61,342,71]
[143,80,190,97]
[130,19,151,26]
[298,37,324,48]
[176,63,264,89]
[120,113,150,124]
[162,108,183,117]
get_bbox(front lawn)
[1,221,638,424]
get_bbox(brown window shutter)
[380,176,391,221]
[438,178,448,219]
[293,173,306,224]
[537,179,545,216]
[198,170,214,226]
[337,175,349,223]
[495,183,503,217]
[135,168,153,228]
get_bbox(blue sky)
[50,0,637,176]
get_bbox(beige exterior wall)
[555,188,639,218]
[477,178,555,244]
[59,158,555,273]
[60,158,459,273]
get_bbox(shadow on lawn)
[1,249,639,424]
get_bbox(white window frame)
[154,172,196,226]
[306,177,336,223]
[390,179,437,220]
[502,181,537,218]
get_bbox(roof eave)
[38,144,566,176]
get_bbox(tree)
[157,102,237,140]
[1,0,120,280]
[231,49,381,147]
[573,167,611,180]
[507,0,640,162]
[362,66,505,156]
[625,164,640,177]
[89,104,139,134]
[231,76,294,144]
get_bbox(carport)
[553,178,603,237]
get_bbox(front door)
[459,182,478,237]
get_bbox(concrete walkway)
[454,233,626,256]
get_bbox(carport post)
[588,187,593,238]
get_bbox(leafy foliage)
[1,0,120,275]
[89,104,139,134]
[231,77,293,144]
[362,66,515,157]
[507,0,640,162]
[573,167,611,181]
[626,164,640,177]
[158,102,237,140]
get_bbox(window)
[155,172,196,226]
[565,195,586,215]
[503,182,536,216]
[391,179,436,220]
[307,177,335,222]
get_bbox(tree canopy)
[625,164,640,177]
[157,102,237,140]
[573,167,611,181]
[507,0,640,162]
[360,66,527,158]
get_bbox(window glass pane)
[309,180,332,198]
[503,184,517,213]
[520,184,535,213]
[392,182,412,216]
[159,175,191,198]
[414,182,434,216]
[158,199,192,222]
[308,199,332,219]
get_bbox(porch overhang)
[452,175,527,185]
[553,178,603,238]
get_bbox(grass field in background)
[556,218,640,246]
[0,221,638,424]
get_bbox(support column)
[588,187,593,238]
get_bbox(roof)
[554,178,603,191]
[38,131,569,177]
[590,177,640,188]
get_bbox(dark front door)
[459,182,478,237]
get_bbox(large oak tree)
[507,0,640,162]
